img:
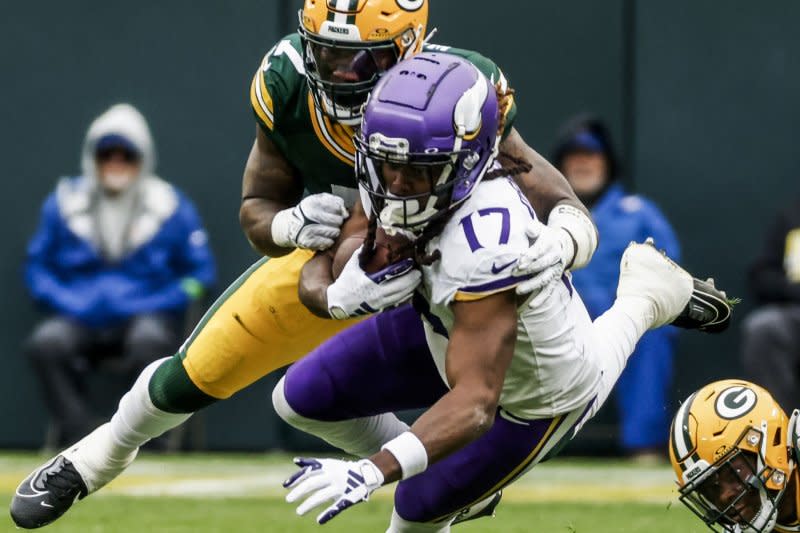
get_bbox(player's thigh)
[180,249,361,399]
[393,405,590,524]
[283,304,448,420]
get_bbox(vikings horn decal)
[715,385,758,420]
[396,0,425,12]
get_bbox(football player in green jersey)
[11,1,599,529]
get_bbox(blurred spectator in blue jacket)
[24,103,216,444]
[553,114,680,461]
[741,197,800,413]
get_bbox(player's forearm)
[239,197,294,257]
[368,386,498,485]
[298,255,334,318]
[370,320,515,484]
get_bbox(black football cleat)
[671,277,737,333]
[10,455,88,529]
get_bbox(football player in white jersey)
[272,52,735,532]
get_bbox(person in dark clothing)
[552,114,681,460]
[24,104,216,445]
[741,197,800,413]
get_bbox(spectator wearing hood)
[24,103,216,444]
[552,114,680,461]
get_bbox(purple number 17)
[459,207,511,252]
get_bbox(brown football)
[331,227,414,279]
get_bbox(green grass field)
[0,452,707,532]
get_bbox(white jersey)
[417,177,603,420]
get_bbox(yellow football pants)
[180,249,361,399]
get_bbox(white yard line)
[0,455,680,503]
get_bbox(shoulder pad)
[430,179,534,305]
[250,34,306,131]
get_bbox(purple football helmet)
[355,52,500,234]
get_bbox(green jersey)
[249,33,518,205]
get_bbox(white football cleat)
[618,238,734,332]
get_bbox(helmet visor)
[300,25,400,112]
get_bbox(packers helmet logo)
[715,386,758,420]
[396,0,425,11]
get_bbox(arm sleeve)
[748,210,800,304]
[24,196,91,317]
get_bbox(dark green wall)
[633,0,800,404]
[1,1,797,450]
[0,1,278,447]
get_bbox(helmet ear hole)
[774,427,783,447]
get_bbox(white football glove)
[271,193,349,251]
[284,457,384,525]
[512,218,574,306]
[326,246,421,319]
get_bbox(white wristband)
[547,204,598,270]
[381,432,428,480]
[270,208,295,248]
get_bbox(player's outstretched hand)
[271,193,349,251]
[283,457,384,524]
[326,247,421,319]
[512,218,572,306]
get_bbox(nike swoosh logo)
[40,501,54,508]
[491,259,517,274]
